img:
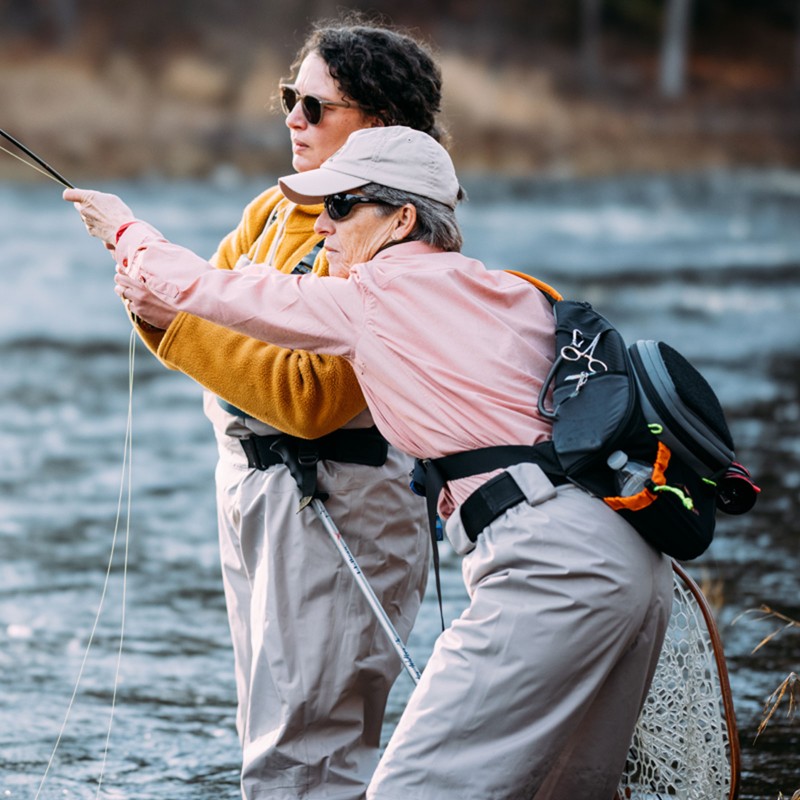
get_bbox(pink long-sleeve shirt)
[117,223,556,515]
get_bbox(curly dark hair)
[291,18,445,143]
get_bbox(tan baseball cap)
[279,126,461,209]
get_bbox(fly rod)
[0,128,74,189]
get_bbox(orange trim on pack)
[651,440,672,484]
[605,488,657,512]
[604,442,672,512]
[505,270,563,302]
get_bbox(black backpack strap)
[414,442,563,537]
[414,457,447,630]
[430,442,561,482]
[413,441,564,630]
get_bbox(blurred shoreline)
[2,46,800,184]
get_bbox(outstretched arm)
[157,315,366,436]
[114,227,360,357]
[65,188,368,437]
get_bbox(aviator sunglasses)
[280,83,352,125]
[324,193,393,221]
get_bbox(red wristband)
[115,221,136,243]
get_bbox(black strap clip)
[238,426,389,511]
[268,436,329,512]
[240,436,269,470]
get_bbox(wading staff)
[0,128,74,188]
[311,498,422,686]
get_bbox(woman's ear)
[391,204,417,240]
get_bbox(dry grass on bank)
[1,47,799,182]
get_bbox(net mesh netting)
[618,569,733,799]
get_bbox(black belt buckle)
[297,441,319,468]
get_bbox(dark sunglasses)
[324,193,392,221]
[279,83,352,125]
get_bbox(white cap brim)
[279,168,369,205]
[278,127,460,209]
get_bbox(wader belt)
[239,426,389,509]
[411,442,567,628]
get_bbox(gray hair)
[361,183,464,253]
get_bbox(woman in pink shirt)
[67,126,672,800]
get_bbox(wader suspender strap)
[291,241,323,274]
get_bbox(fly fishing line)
[1,130,132,797]
[34,329,135,800]
[0,128,74,188]
[0,142,66,186]
[95,329,135,798]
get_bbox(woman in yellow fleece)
[122,19,440,800]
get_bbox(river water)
[1,169,798,799]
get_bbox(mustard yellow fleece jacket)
[134,186,366,438]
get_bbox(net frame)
[618,560,740,800]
